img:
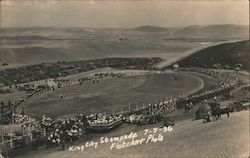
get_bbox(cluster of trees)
[0,100,18,124]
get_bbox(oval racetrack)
[25,72,203,119]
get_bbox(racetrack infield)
[25,72,206,119]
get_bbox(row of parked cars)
[232,97,250,111]
[126,114,175,127]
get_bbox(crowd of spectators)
[0,66,247,153]
[176,85,234,109]
[87,113,123,125]
[41,114,88,148]
[126,98,177,124]
[79,72,126,85]
[242,84,250,91]
[1,67,240,126]
[12,114,34,124]
[0,58,161,87]
[26,112,123,149]
[147,99,176,114]
[38,113,123,148]
[176,67,240,109]
[180,67,240,88]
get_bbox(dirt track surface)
[17,110,249,158]
[25,73,201,119]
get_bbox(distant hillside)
[134,25,178,34]
[134,25,168,32]
[0,25,248,67]
[173,24,249,38]
[135,24,249,38]
[177,40,250,71]
[0,27,198,66]
[0,47,73,65]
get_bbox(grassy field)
[0,91,26,104]
[24,72,205,119]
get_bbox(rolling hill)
[134,25,178,34]
[0,25,248,67]
[173,24,249,38]
[0,47,74,65]
[134,24,249,39]
[177,40,250,71]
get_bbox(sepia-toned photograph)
[0,0,249,157]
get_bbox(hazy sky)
[1,0,249,28]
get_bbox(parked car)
[232,98,250,111]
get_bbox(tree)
[0,101,4,106]
[0,101,5,122]
[8,100,12,106]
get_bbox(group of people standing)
[41,114,89,150]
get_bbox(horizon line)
[1,23,249,29]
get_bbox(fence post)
[22,126,25,135]
[30,133,33,142]
[43,128,46,137]
[10,137,13,149]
